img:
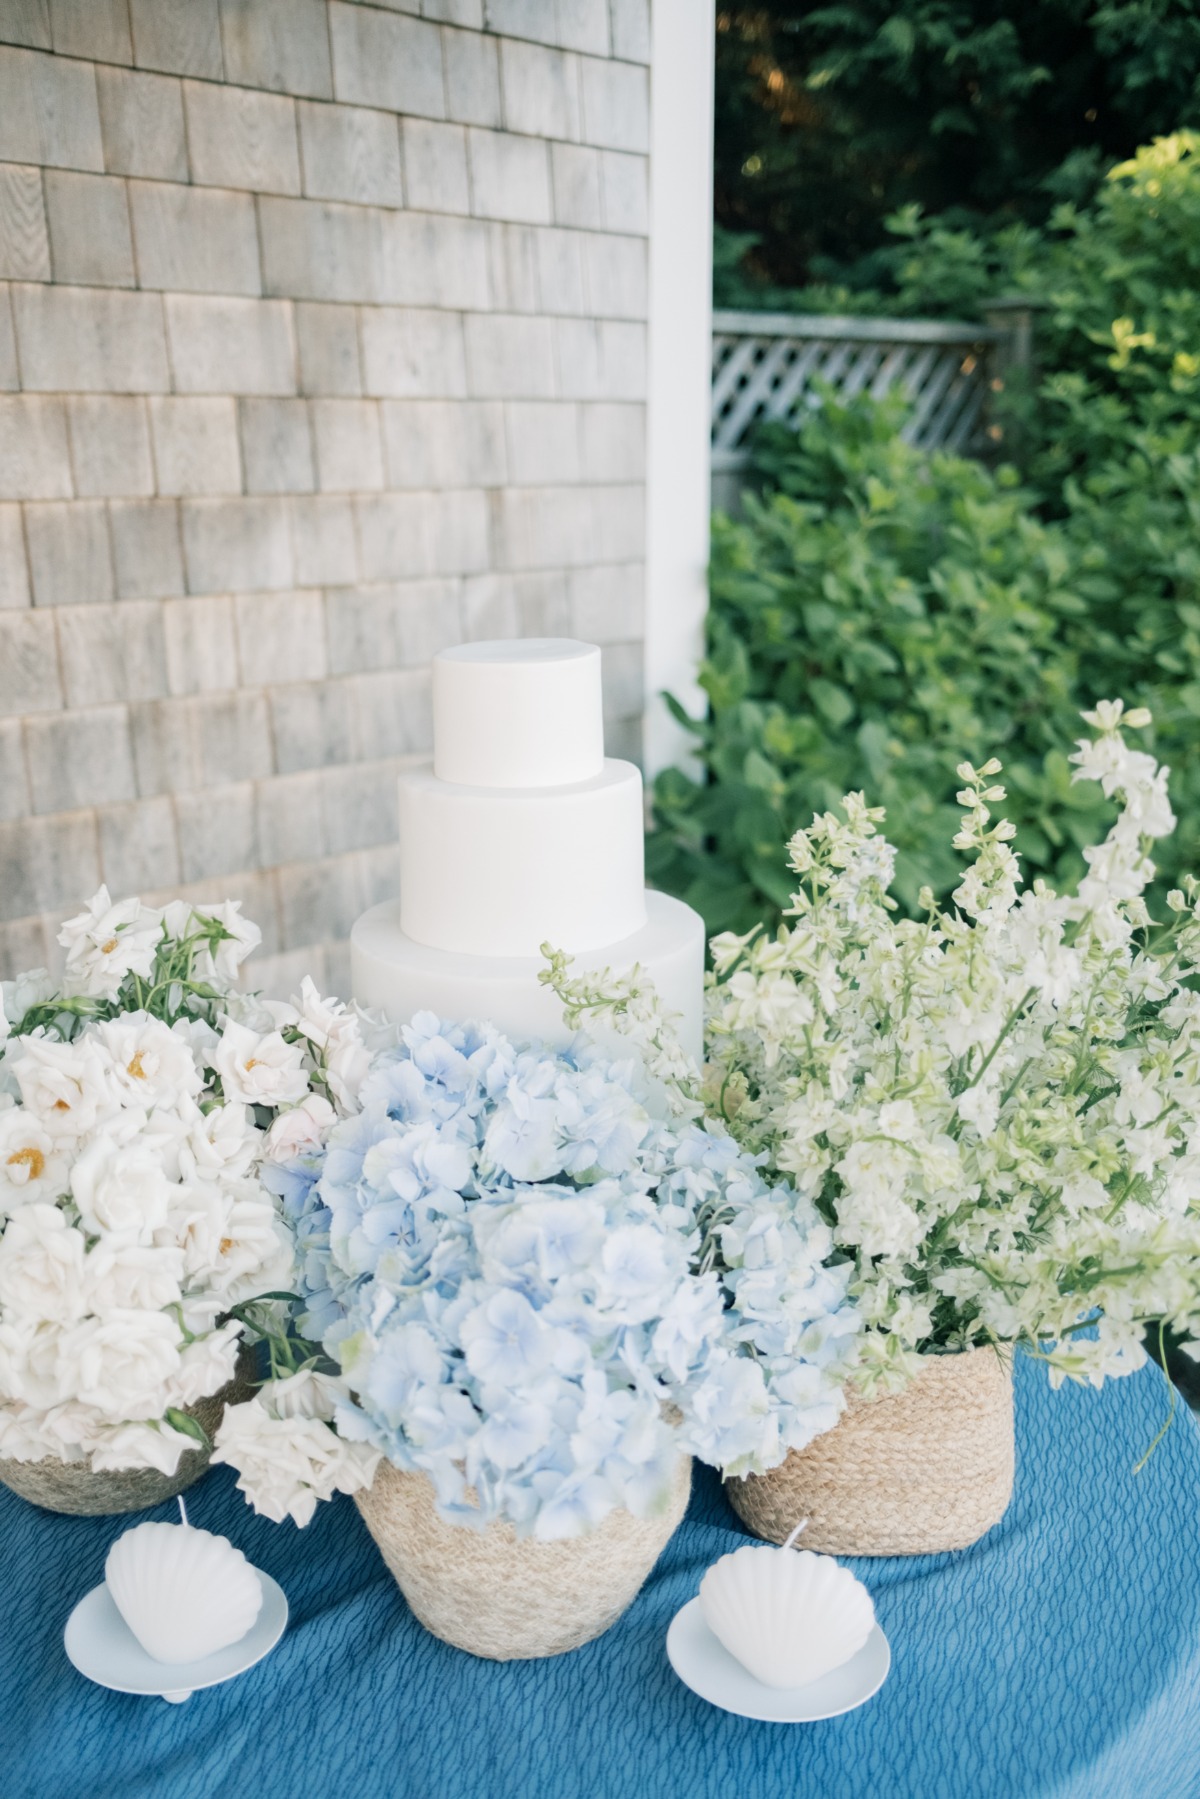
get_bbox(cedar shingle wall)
[0,0,650,997]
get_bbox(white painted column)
[642,0,715,779]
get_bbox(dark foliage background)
[715,1,1200,307]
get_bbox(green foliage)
[654,133,1200,942]
[648,397,1111,936]
[715,1,1200,297]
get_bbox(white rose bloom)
[0,1399,66,1463]
[70,1135,173,1240]
[257,1366,343,1421]
[28,1396,115,1460]
[272,979,372,1112]
[325,1036,371,1114]
[160,899,197,941]
[0,1108,70,1211]
[63,1309,181,1420]
[133,1104,195,1184]
[164,900,261,984]
[171,1320,243,1407]
[180,1101,261,1184]
[164,1178,293,1300]
[84,1240,184,1315]
[213,1390,381,1526]
[10,1035,117,1140]
[286,978,354,1052]
[0,1205,88,1326]
[263,1093,336,1163]
[89,1418,197,1476]
[162,1182,235,1282]
[215,1021,310,1109]
[96,1013,203,1113]
[170,1014,221,1068]
[0,968,56,1046]
[211,1185,296,1303]
[58,887,162,1001]
[0,1316,74,1408]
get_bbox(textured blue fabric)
[4,1353,1200,1799]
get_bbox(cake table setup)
[3,640,1200,1799]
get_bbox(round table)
[4,1353,1200,1799]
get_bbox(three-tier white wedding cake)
[351,638,706,1056]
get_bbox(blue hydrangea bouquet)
[214,1012,859,1657]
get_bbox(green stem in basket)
[1132,1321,1176,1475]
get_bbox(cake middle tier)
[398,758,648,958]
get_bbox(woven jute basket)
[356,1455,692,1660]
[727,1346,1014,1557]
[0,1349,256,1518]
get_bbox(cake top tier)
[433,638,605,789]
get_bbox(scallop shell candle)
[104,1499,263,1666]
[699,1520,875,1690]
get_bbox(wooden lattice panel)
[711,311,1003,469]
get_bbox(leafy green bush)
[890,132,1200,473]
[648,398,1111,936]
[714,2,1200,297]
[651,134,1200,944]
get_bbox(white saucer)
[666,1598,891,1722]
[64,1570,288,1703]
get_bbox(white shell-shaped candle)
[105,1502,263,1666]
[699,1525,875,1690]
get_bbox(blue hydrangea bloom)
[280,1012,859,1538]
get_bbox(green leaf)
[809,677,855,727]
[164,1409,211,1450]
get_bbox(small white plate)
[666,1598,891,1722]
[64,1570,288,1704]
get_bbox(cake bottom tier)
[351,889,706,1062]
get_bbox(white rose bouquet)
[0,888,388,1479]
[698,702,1200,1401]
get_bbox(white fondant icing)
[433,639,604,789]
[399,759,647,958]
[352,890,706,1062]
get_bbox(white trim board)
[643,0,715,780]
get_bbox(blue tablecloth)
[4,1353,1200,1799]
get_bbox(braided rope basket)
[0,1350,256,1518]
[727,1346,1014,1556]
[356,1455,692,1660]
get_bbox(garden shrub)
[650,134,1200,942]
[648,398,1109,936]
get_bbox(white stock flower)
[58,888,162,1000]
[703,700,1200,1384]
[215,1021,310,1109]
